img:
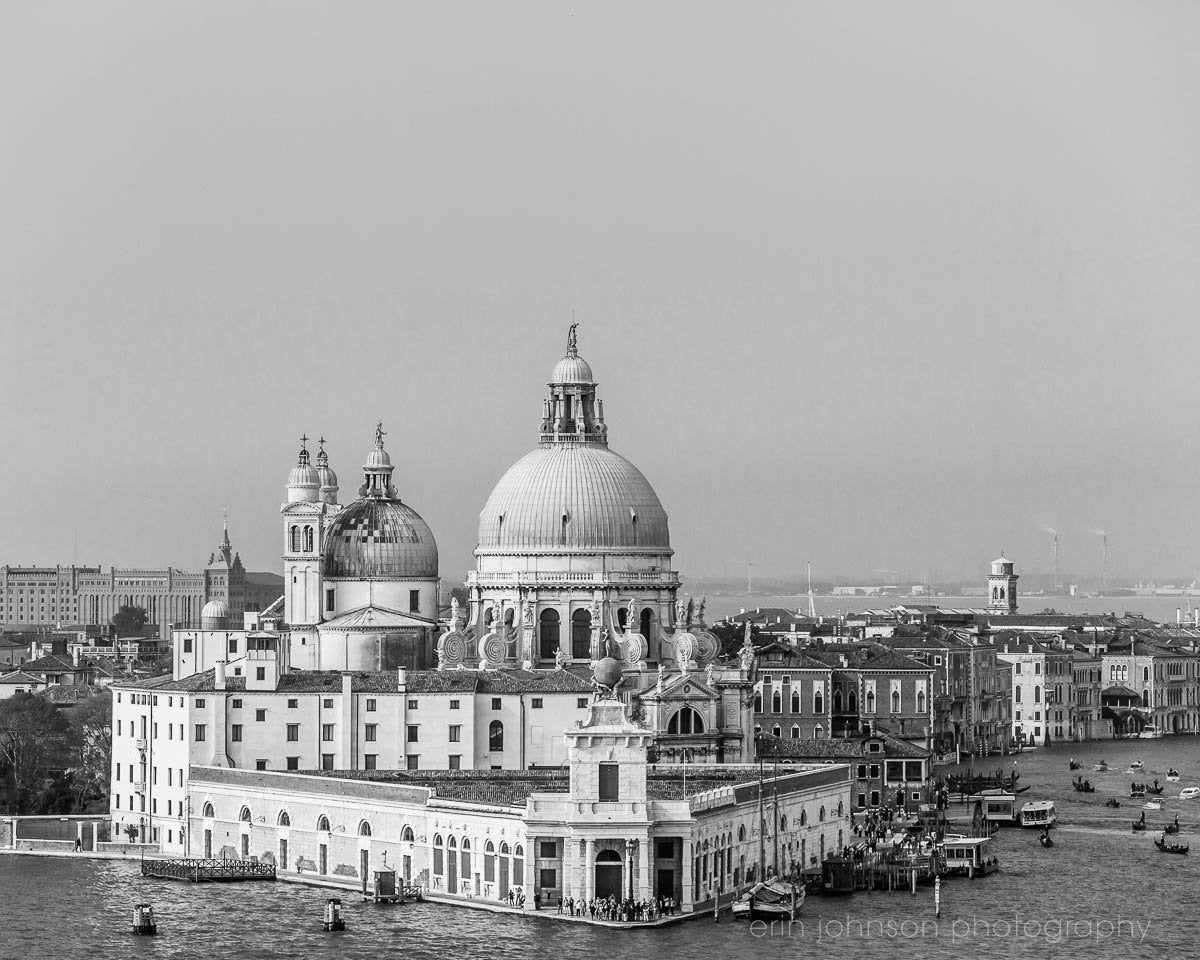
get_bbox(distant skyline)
[3,2,1199,584]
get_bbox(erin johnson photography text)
[749,914,1153,945]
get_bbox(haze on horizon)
[2,2,1198,589]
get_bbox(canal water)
[4,739,1199,959]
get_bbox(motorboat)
[1139,725,1164,740]
[1167,769,1181,782]
[1093,761,1109,772]
[731,879,804,920]
[1180,787,1200,801]
[1129,760,1145,770]
[1019,801,1057,830]
[1144,799,1164,811]
[941,836,1000,877]
[1104,798,1122,808]
[1154,836,1189,855]
[1130,786,1146,799]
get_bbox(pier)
[141,858,276,883]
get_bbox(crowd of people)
[503,888,527,908]
[556,894,677,922]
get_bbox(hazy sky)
[2,2,1199,586]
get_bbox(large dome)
[476,444,670,554]
[322,498,439,578]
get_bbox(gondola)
[1155,836,1189,855]
[1072,777,1095,793]
[1068,759,1082,771]
[1105,798,1121,809]
[1164,817,1181,836]
[1147,781,1164,795]
[1038,832,1054,848]
[1132,813,1147,832]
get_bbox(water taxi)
[1129,760,1144,770]
[1179,787,1200,801]
[941,836,999,877]
[1019,801,1057,829]
[1144,798,1164,811]
[1167,769,1181,782]
[1093,760,1109,772]
[731,879,804,920]
[1139,725,1164,739]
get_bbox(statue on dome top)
[567,321,579,355]
[375,421,386,448]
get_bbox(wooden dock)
[141,857,276,883]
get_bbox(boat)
[967,790,1020,828]
[1144,799,1164,811]
[1130,786,1146,799]
[1129,760,1144,770]
[1154,836,1189,855]
[941,836,1000,877]
[1180,787,1200,801]
[1019,801,1057,830]
[1093,761,1109,772]
[1071,777,1095,793]
[1147,781,1164,795]
[1105,798,1122,808]
[1132,820,1147,832]
[731,879,804,920]
[1167,769,1180,782]
[1164,817,1181,835]
[1037,832,1054,848]
[1139,725,1164,740]
[1068,759,1081,771]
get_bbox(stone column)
[638,836,651,900]
[681,837,694,912]
[563,837,576,900]
[625,839,634,900]
[524,837,536,908]
[584,838,595,903]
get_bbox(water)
[704,594,1195,624]
[4,740,1199,959]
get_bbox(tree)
[67,689,112,812]
[0,693,72,814]
[112,604,148,637]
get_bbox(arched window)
[780,814,787,831]
[277,811,291,827]
[290,525,300,552]
[640,608,654,644]
[814,691,824,714]
[849,691,858,712]
[239,806,252,822]
[800,810,807,826]
[617,607,629,630]
[539,609,560,660]
[402,826,414,842]
[303,526,313,552]
[1034,686,1041,703]
[1143,666,1150,682]
[814,723,823,738]
[790,691,800,713]
[668,707,705,735]
[865,691,875,713]
[772,724,782,738]
[359,821,372,837]
[891,690,900,714]
[317,815,330,832]
[754,690,763,712]
[500,842,511,855]
[917,691,926,714]
[772,690,782,713]
[433,833,444,847]
[833,690,843,713]
[448,836,457,849]
[1015,686,1022,703]
[819,806,826,822]
[571,609,592,659]
[489,720,504,752]
[1141,690,1150,708]
[791,724,800,739]
[202,802,214,818]
[738,825,746,842]
[838,800,844,817]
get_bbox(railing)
[141,857,276,882]
[467,571,680,586]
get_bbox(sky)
[2,1,1199,587]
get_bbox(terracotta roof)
[0,671,44,685]
[758,732,930,760]
[20,654,87,673]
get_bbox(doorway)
[595,849,623,899]
[203,830,212,858]
[657,868,674,899]
[500,857,510,898]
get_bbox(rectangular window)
[539,868,557,890]
[449,699,460,710]
[288,699,298,709]
[183,638,193,653]
[256,667,265,681]
[657,840,673,859]
[598,762,619,802]
[406,755,419,770]
[856,764,867,779]
[323,699,333,709]
[531,698,543,709]
[255,759,268,771]
[407,725,419,742]
[228,638,237,654]
[195,724,206,742]
[539,841,557,859]
[256,709,266,722]
[365,724,377,742]
[366,699,377,712]
[232,699,242,709]
[857,793,867,808]
[448,754,461,771]
[364,754,377,770]
[231,724,243,742]
[287,756,299,771]
[869,764,880,778]
[491,698,501,710]
[196,698,206,708]
[409,589,420,614]
[885,760,903,782]
[322,724,334,741]
[407,699,418,710]
[325,588,334,613]
[577,698,588,709]
[321,754,334,770]
[448,725,461,743]
[287,724,299,742]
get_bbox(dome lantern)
[540,323,607,444]
[358,422,397,499]
[315,436,339,504]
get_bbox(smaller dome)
[365,447,392,468]
[317,464,339,491]
[551,354,594,384]
[202,600,230,619]
[288,463,320,487]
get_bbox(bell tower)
[987,554,1018,615]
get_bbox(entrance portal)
[595,849,623,900]
[657,868,675,899]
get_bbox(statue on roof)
[675,598,687,627]
[450,597,461,632]
[567,321,579,355]
[554,647,568,671]
[697,597,707,623]
[657,662,666,694]
[705,662,715,688]
[375,421,386,447]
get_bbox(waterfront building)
[184,678,851,912]
[1069,647,1104,741]
[752,643,833,739]
[1101,636,1199,735]
[995,635,1075,745]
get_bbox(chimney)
[72,646,80,667]
[214,660,226,691]
[1177,608,1182,625]
[397,666,408,692]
